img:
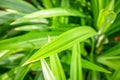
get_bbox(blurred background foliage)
[0,0,120,80]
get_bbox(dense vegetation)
[0,0,120,80]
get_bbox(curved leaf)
[50,54,66,80]
[97,9,116,34]
[22,26,96,66]
[0,0,37,13]
[12,8,86,24]
[0,31,62,51]
[41,59,56,80]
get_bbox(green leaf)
[59,51,110,73]
[0,0,37,13]
[106,14,120,35]
[50,54,66,80]
[110,68,120,80]
[13,24,49,31]
[0,67,16,80]
[114,0,120,13]
[14,65,32,80]
[105,0,114,11]
[41,59,56,80]
[98,0,104,10]
[23,26,96,66]
[12,8,86,24]
[70,43,82,80]
[42,0,53,8]
[82,59,110,73]
[34,71,44,80]
[97,9,116,34]
[14,49,34,80]
[0,31,62,51]
[91,0,99,25]
[0,11,23,36]
[98,57,120,70]
[100,42,120,57]
[0,50,10,60]
[0,11,22,24]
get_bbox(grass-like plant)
[0,0,120,80]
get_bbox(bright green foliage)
[41,59,56,80]
[12,8,86,24]
[70,43,82,80]
[23,27,96,66]
[0,0,120,80]
[50,54,66,80]
[97,9,116,34]
[0,31,62,51]
[0,0,37,13]
[82,59,110,73]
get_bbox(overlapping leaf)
[41,59,56,80]
[23,26,96,66]
[0,0,37,13]
[82,59,110,73]
[100,42,120,57]
[50,54,66,80]
[70,43,82,80]
[0,31,62,51]
[12,8,86,24]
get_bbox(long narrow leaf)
[100,42,120,57]
[12,8,86,24]
[98,58,120,70]
[70,43,82,80]
[0,31,62,51]
[22,26,96,66]
[41,59,56,80]
[82,59,110,73]
[50,54,66,80]
[14,49,34,80]
[0,0,37,13]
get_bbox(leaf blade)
[12,8,86,24]
[41,59,56,80]
[23,26,96,66]
[50,54,66,80]
[70,43,82,80]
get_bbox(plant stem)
[90,37,98,80]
